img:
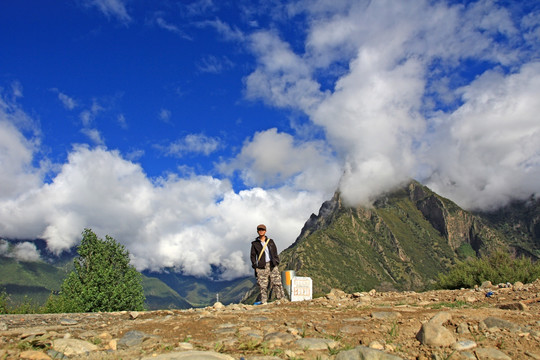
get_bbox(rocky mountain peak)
[279,180,517,294]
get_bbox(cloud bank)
[244,0,540,209]
[0,96,333,279]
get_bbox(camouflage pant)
[256,263,285,303]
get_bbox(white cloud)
[154,16,192,40]
[220,128,341,194]
[86,0,132,24]
[424,62,540,210]
[81,128,105,145]
[243,0,540,208]
[57,92,77,110]
[159,108,171,123]
[11,242,41,262]
[0,113,326,278]
[165,133,221,157]
[197,55,234,74]
[11,81,23,99]
[0,239,8,255]
[0,98,43,200]
[117,114,127,129]
[245,31,326,111]
[199,19,244,42]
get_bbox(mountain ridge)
[278,180,535,296]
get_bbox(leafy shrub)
[47,228,145,312]
[436,251,540,289]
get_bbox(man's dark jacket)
[250,238,280,269]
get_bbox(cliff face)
[280,181,509,295]
[474,195,540,259]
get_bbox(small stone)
[428,312,451,326]
[52,339,98,356]
[284,349,297,358]
[513,281,524,290]
[498,301,529,310]
[263,332,296,346]
[416,322,456,347]
[178,342,194,350]
[59,318,78,326]
[474,347,511,360]
[453,340,476,351]
[108,339,117,350]
[296,338,338,350]
[19,350,52,360]
[371,311,401,320]
[117,330,151,349]
[129,311,140,319]
[335,345,404,360]
[457,322,470,334]
[368,340,384,350]
[480,281,493,289]
[482,317,521,332]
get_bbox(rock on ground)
[1,280,540,359]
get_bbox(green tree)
[49,228,145,312]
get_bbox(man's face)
[257,228,266,236]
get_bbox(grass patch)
[429,300,469,309]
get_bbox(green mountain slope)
[143,271,255,307]
[279,181,508,295]
[0,256,68,305]
[0,256,193,310]
[141,276,192,310]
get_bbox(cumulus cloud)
[0,103,326,278]
[0,240,41,262]
[244,0,540,208]
[11,242,42,262]
[0,98,43,200]
[424,63,540,210]
[220,128,341,194]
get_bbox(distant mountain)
[0,253,193,310]
[141,276,192,310]
[278,180,516,296]
[0,248,255,310]
[142,270,255,307]
[0,255,69,306]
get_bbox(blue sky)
[1,0,539,279]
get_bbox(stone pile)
[1,280,539,359]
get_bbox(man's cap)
[257,224,266,231]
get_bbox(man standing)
[250,224,285,304]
